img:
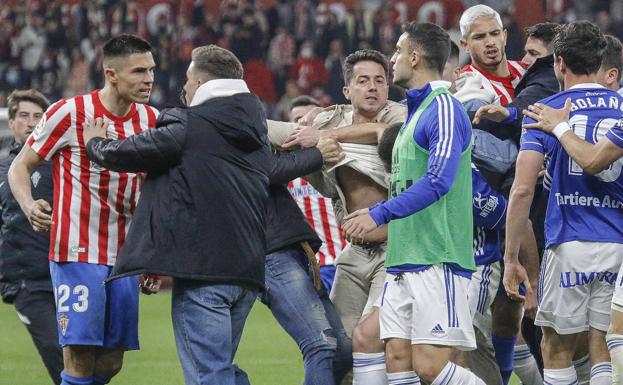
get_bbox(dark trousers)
[14,289,63,385]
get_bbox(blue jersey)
[472,165,507,265]
[521,84,623,247]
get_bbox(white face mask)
[301,47,313,59]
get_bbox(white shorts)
[611,257,623,309]
[467,261,501,338]
[379,264,476,350]
[536,240,623,334]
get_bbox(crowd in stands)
[1,0,623,120]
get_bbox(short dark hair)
[552,21,607,76]
[449,40,460,64]
[191,45,244,79]
[342,49,389,84]
[403,22,450,74]
[525,22,560,51]
[601,35,623,82]
[7,89,49,119]
[378,122,404,172]
[290,95,321,111]
[103,34,152,61]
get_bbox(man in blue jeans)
[257,102,352,384]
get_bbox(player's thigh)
[103,274,140,350]
[468,262,501,337]
[407,266,476,351]
[588,242,623,332]
[536,243,594,335]
[49,261,110,346]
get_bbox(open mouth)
[485,49,499,58]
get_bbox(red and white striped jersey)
[461,60,527,105]
[27,89,158,266]
[287,178,345,266]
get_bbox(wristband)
[553,122,571,139]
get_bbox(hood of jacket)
[190,79,267,152]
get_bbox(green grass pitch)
[0,291,520,384]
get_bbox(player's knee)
[411,361,441,384]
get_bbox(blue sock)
[60,371,93,385]
[492,335,517,385]
[92,375,110,385]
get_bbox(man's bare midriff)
[336,166,388,242]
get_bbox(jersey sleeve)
[606,118,623,149]
[471,165,507,230]
[369,94,471,225]
[27,99,73,160]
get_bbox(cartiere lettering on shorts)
[559,271,618,288]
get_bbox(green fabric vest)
[386,86,475,271]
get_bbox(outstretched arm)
[85,111,185,173]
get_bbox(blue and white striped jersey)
[521,83,623,247]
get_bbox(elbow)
[583,160,607,175]
[509,183,534,202]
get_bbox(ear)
[607,68,619,87]
[342,85,350,101]
[7,118,14,130]
[502,29,508,46]
[558,56,567,74]
[104,67,117,84]
[460,38,469,54]
[410,50,420,69]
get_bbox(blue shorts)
[50,261,140,350]
[320,265,336,294]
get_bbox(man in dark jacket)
[470,22,560,383]
[0,89,63,385]
[83,45,344,385]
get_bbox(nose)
[27,115,40,127]
[145,69,155,84]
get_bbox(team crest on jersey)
[59,314,69,336]
[30,171,41,188]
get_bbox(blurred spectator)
[325,39,347,104]
[231,9,264,63]
[503,11,525,61]
[272,79,301,121]
[268,26,296,95]
[1,0,620,120]
[64,48,89,98]
[314,4,347,59]
[13,13,46,88]
[289,40,329,94]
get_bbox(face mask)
[301,47,313,59]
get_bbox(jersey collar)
[569,83,605,90]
